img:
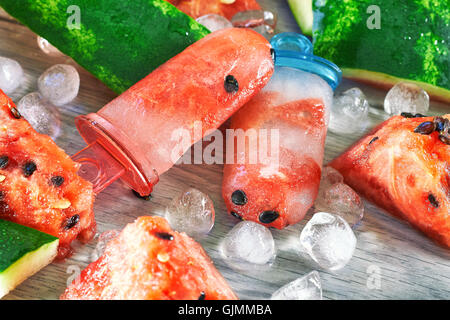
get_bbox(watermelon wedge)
[0,219,59,298]
[167,0,261,19]
[289,0,450,103]
[330,114,450,248]
[0,89,96,259]
[61,216,238,300]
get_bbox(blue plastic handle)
[270,33,342,90]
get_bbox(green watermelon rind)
[290,0,449,102]
[0,0,210,94]
[287,0,313,35]
[0,220,58,298]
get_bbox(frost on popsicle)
[0,56,23,95]
[384,82,429,115]
[329,87,370,135]
[220,221,276,270]
[17,92,61,139]
[271,271,322,300]
[300,212,356,271]
[165,188,215,238]
[38,64,79,106]
[314,166,364,227]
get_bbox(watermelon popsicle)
[72,28,274,196]
[222,33,341,228]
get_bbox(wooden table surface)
[1,1,449,300]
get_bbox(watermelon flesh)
[76,28,274,195]
[330,114,450,248]
[0,90,96,259]
[61,216,238,300]
[222,67,332,229]
[167,0,261,19]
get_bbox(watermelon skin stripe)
[0,219,58,273]
[0,0,210,94]
[312,0,449,102]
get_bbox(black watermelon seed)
[428,194,439,208]
[224,75,239,93]
[414,121,436,135]
[230,211,243,221]
[50,175,65,187]
[231,190,247,206]
[368,137,379,145]
[414,113,427,118]
[0,156,9,169]
[64,214,80,230]
[155,232,174,241]
[434,117,448,132]
[23,161,37,177]
[438,134,450,145]
[401,112,415,118]
[259,210,280,224]
[198,292,206,300]
[10,107,21,119]
[270,48,276,62]
[132,190,152,201]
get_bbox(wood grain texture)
[1,1,449,300]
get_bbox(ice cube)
[196,14,232,32]
[165,188,215,238]
[220,221,276,269]
[329,88,370,135]
[90,229,120,261]
[315,183,364,227]
[36,36,63,57]
[17,92,61,139]
[271,271,322,300]
[319,166,344,189]
[0,56,24,95]
[384,82,429,115]
[38,64,80,106]
[300,212,356,271]
[231,10,277,39]
[315,167,364,227]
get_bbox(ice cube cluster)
[220,221,276,269]
[300,212,357,271]
[165,188,215,238]
[314,166,364,227]
[271,271,322,300]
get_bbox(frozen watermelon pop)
[222,33,341,228]
[72,28,274,196]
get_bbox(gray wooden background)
[1,0,449,300]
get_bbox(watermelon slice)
[330,114,450,248]
[0,90,96,259]
[167,0,261,20]
[61,216,237,300]
[0,219,59,298]
[289,0,450,103]
[0,0,210,94]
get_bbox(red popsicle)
[73,28,274,196]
